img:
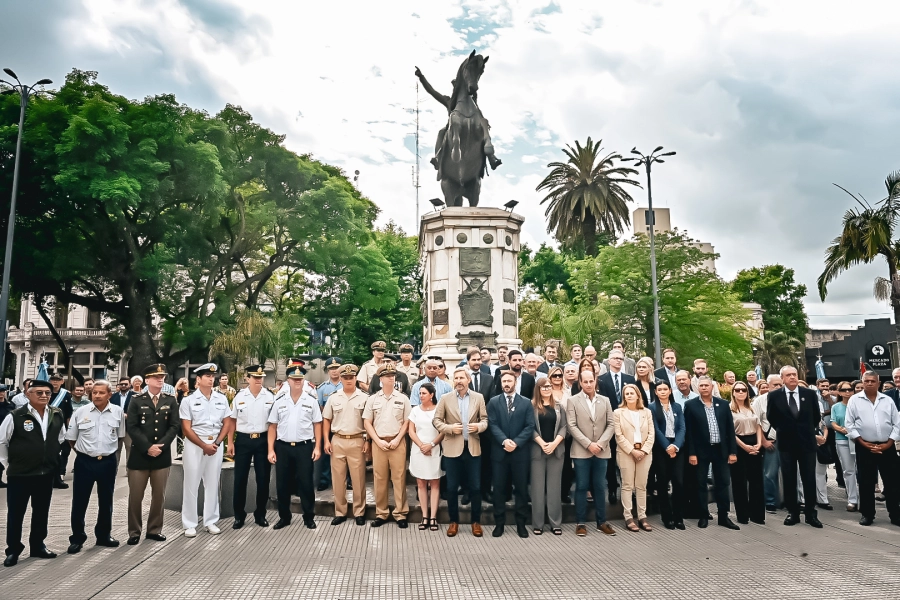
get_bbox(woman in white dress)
[409,383,444,531]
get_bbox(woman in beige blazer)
[614,384,655,532]
[530,376,567,535]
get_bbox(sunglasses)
[733,388,748,393]
[838,388,851,392]
[32,390,52,396]
[550,374,562,378]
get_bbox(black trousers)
[682,461,701,518]
[59,442,72,477]
[696,445,731,518]
[275,440,314,521]
[779,448,818,518]
[480,434,493,497]
[607,438,620,493]
[653,441,685,523]
[491,452,530,526]
[233,433,271,521]
[5,474,53,555]
[730,435,765,523]
[855,441,900,520]
[561,437,574,502]
[70,452,117,544]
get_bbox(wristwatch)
[214,440,222,448]
[429,442,436,448]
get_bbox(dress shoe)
[184,528,197,538]
[664,521,675,530]
[255,518,269,527]
[471,523,483,537]
[370,518,387,528]
[96,537,119,547]
[127,536,140,546]
[875,493,886,502]
[806,516,824,528]
[750,518,766,525]
[674,521,686,530]
[561,495,571,504]
[608,491,618,505]
[30,547,57,559]
[492,525,504,537]
[303,517,317,529]
[355,517,366,526]
[67,543,83,555]
[575,524,587,536]
[859,515,874,526]
[461,493,471,506]
[273,519,291,530]
[206,524,221,535]
[738,518,749,525]
[516,524,529,538]
[766,505,777,514]
[447,522,459,537]
[4,553,19,567]
[783,514,801,526]
[232,518,245,530]
[698,517,709,528]
[53,479,69,489]
[331,516,347,526]
[816,503,834,511]
[718,518,740,530]
[146,533,166,541]
[397,519,409,529]
[847,504,858,513]
[317,482,330,492]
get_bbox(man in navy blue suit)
[487,371,535,538]
[110,377,134,413]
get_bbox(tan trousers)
[617,450,652,520]
[331,436,367,517]
[127,468,170,537]
[372,438,408,519]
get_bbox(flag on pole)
[815,358,826,380]
[755,364,762,381]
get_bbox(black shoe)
[232,518,245,530]
[255,518,269,528]
[53,479,69,489]
[317,483,329,492]
[30,547,57,559]
[355,517,366,526]
[4,553,19,567]
[273,519,291,530]
[96,537,119,548]
[608,491,618,505]
[784,514,801,526]
[806,516,824,528]
[738,518,749,525]
[766,505,777,514]
[492,525,504,537]
[664,521,675,530]
[370,518,387,528]
[516,524,529,538]
[859,515,875,526]
[331,516,347,526]
[816,503,834,511]
[561,496,571,504]
[146,533,166,541]
[750,518,766,525]
[698,517,708,528]
[303,517,317,530]
[674,521,686,530]
[127,536,140,546]
[67,543,83,555]
[397,519,409,529]
[461,493,471,506]
[718,518,740,530]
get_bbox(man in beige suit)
[433,368,488,538]
[566,368,616,537]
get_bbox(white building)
[632,207,717,273]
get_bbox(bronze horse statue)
[415,50,501,207]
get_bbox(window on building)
[54,303,69,329]
[72,352,91,366]
[86,309,102,329]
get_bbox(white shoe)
[184,528,197,538]
[206,524,221,535]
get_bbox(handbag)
[816,441,836,465]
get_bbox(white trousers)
[797,463,830,504]
[835,441,859,505]
[181,439,224,529]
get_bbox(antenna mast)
[413,82,421,230]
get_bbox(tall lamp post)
[0,69,53,379]
[623,146,675,367]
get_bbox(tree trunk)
[582,212,597,257]
[121,286,159,375]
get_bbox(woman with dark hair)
[649,380,686,529]
[409,382,443,531]
[729,382,765,525]
[530,376,567,535]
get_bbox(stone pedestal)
[419,207,524,361]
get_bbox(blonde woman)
[614,384,655,532]
[634,357,660,407]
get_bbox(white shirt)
[845,392,900,442]
[752,393,776,441]
[268,392,322,442]
[629,410,643,444]
[673,389,698,408]
[179,389,230,439]
[585,393,601,421]
[65,402,125,456]
[228,387,276,434]
[0,403,68,469]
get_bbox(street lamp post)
[624,146,675,368]
[0,69,53,380]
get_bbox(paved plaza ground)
[2,463,899,600]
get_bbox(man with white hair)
[746,371,759,396]
[883,367,900,411]
[602,340,636,376]
[752,374,783,514]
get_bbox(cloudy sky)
[4,0,899,331]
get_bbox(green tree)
[518,244,574,302]
[818,172,900,342]
[754,331,803,376]
[568,230,752,375]
[535,137,639,256]
[732,265,809,340]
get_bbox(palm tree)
[755,331,803,376]
[818,170,900,341]
[536,137,639,256]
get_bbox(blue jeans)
[574,456,608,524]
[762,446,780,506]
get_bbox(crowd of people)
[2,340,899,568]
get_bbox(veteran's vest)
[6,406,65,477]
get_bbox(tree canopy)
[732,264,809,340]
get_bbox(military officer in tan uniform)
[363,363,411,528]
[322,364,369,526]
[357,341,386,393]
[396,344,419,381]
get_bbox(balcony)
[7,326,107,343]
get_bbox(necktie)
[788,391,799,417]
[152,395,158,407]
[473,373,479,391]
[506,395,513,412]
[614,374,621,400]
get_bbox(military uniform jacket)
[126,392,182,471]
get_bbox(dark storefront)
[805,318,897,382]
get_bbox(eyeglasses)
[540,385,553,390]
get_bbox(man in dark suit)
[597,349,635,503]
[654,348,679,389]
[884,368,900,410]
[110,377,134,413]
[487,370,535,538]
[684,377,740,529]
[536,343,561,374]
[766,365,823,528]
[490,349,534,399]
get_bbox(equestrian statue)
[415,50,502,207]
